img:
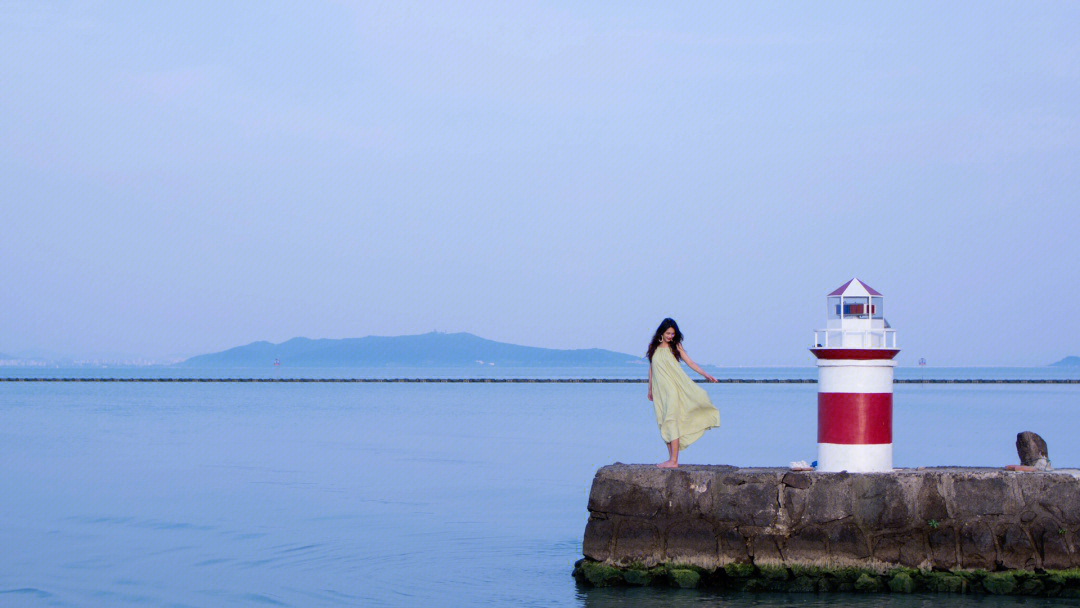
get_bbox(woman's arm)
[677,344,717,382]
[648,364,653,400]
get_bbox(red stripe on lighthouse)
[817,393,892,444]
[810,348,899,360]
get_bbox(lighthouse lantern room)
[817,278,895,350]
[811,278,900,473]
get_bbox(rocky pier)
[575,464,1080,595]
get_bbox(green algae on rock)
[573,561,1080,596]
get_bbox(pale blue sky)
[2,1,1078,365]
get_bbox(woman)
[647,318,720,468]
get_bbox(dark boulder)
[1017,431,1051,470]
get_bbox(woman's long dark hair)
[647,318,683,361]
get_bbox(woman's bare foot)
[656,461,678,469]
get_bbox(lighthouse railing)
[813,329,896,349]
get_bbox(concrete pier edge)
[576,464,1080,596]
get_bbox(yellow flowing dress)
[651,346,720,451]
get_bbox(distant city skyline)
[3,2,1078,366]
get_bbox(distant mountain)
[180,332,644,367]
[1051,356,1080,367]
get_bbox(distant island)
[1051,356,1080,367]
[180,332,645,367]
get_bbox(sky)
[2,1,1078,366]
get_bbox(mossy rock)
[647,565,669,578]
[888,572,915,594]
[743,578,769,592]
[763,579,790,592]
[622,568,652,586]
[833,567,869,584]
[760,564,789,580]
[1052,571,1080,597]
[1046,574,1066,595]
[855,573,883,593]
[953,570,980,592]
[581,561,623,587]
[1010,570,1036,586]
[790,564,825,578]
[955,570,981,582]
[1019,577,1045,596]
[788,576,817,593]
[724,562,755,578]
[1051,568,1080,586]
[983,572,1017,595]
[575,560,1080,596]
[572,559,585,575]
[817,577,837,593]
[669,568,700,589]
[925,572,964,593]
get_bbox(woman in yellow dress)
[647,318,720,468]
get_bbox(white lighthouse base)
[817,443,893,473]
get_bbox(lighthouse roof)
[828,278,882,297]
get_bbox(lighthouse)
[811,279,899,472]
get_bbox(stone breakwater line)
[2,378,1078,383]
[575,465,1080,596]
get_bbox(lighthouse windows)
[831,296,881,319]
[842,296,871,318]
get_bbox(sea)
[2,365,1080,607]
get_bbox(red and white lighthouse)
[810,279,899,473]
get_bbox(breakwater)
[576,464,1080,595]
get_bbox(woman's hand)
[703,373,718,383]
[647,388,653,401]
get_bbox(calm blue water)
[2,367,1080,607]
[3,365,1079,381]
